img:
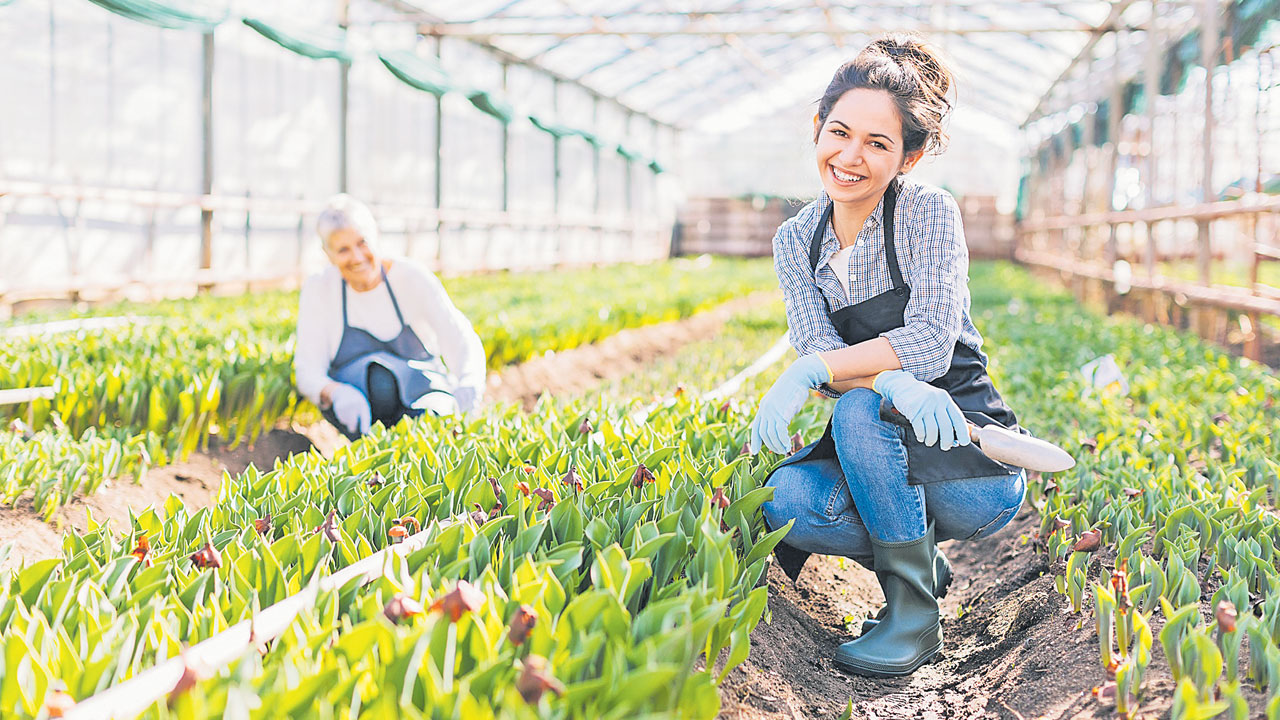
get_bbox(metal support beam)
[501,63,510,213]
[199,31,214,289]
[338,0,350,194]
[420,24,1114,39]
[1024,0,1140,125]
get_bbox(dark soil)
[719,506,1270,719]
[486,292,776,408]
[0,425,330,572]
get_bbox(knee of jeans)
[833,388,882,422]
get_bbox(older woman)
[295,195,487,439]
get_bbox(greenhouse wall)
[0,0,678,312]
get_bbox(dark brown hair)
[814,34,954,158]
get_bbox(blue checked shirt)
[773,177,986,386]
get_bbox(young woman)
[749,36,1026,678]
[295,195,487,440]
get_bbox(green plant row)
[590,299,788,403]
[0,384,832,718]
[963,263,1280,719]
[0,258,776,511]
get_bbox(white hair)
[316,194,379,249]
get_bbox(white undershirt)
[823,244,857,303]
[293,259,487,407]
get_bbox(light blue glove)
[873,370,971,451]
[329,383,371,437]
[453,386,480,414]
[750,354,832,455]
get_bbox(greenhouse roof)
[364,0,1155,133]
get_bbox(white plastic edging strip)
[0,387,55,406]
[64,520,457,720]
[702,333,791,403]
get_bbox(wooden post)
[1105,39,1125,313]
[199,31,215,292]
[1142,0,1161,283]
[1194,0,1219,336]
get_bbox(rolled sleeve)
[773,218,845,358]
[880,190,968,382]
[294,275,333,407]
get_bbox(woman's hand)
[750,354,832,454]
[872,370,970,451]
[330,383,372,436]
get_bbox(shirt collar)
[815,190,888,262]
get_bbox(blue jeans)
[761,389,1025,564]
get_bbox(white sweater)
[294,259,487,407]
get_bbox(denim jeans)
[761,388,1025,564]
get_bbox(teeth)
[832,167,864,183]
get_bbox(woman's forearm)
[817,337,902,384]
[825,376,877,393]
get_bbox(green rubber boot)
[858,544,951,635]
[835,523,943,677]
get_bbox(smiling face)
[324,227,381,289]
[815,88,922,207]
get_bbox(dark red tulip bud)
[631,463,655,488]
[1073,529,1101,553]
[431,580,485,622]
[189,541,221,569]
[517,655,565,704]
[508,604,538,646]
[383,593,425,623]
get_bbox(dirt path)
[0,294,774,571]
[718,505,1270,719]
[485,291,778,408]
[0,424,338,573]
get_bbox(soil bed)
[719,506,1268,719]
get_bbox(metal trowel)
[886,408,1076,473]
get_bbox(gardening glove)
[873,369,971,451]
[750,354,832,455]
[330,383,371,437]
[452,386,480,415]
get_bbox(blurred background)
[1,0,1277,356]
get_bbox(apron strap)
[340,279,350,327]
[381,267,409,330]
[806,180,904,301]
[882,179,906,292]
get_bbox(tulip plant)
[970,263,1280,719]
[0,381,826,718]
[0,258,777,512]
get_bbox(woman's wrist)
[319,381,340,408]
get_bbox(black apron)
[771,180,1022,486]
[328,268,454,411]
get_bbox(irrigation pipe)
[63,520,457,720]
[703,333,791,403]
[2,316,153,339]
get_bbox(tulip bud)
[710,487,730,510]
[631,463,655,488]
[44,689,76,718]
[517,655,565,704]
[189,541,222,569]
[562,465,583,493]
[533,487,556,511]
[431,580,485,623]
[383,593,425,623]
[1216,600,1237,633]
[254,513,272,536]
[515,481,531,496]
[1073,529,1101,553]
[508,604,538,646]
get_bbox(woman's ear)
[812,113,821,141]
[900,150,925,174]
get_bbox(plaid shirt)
[773,176,986,385]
